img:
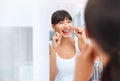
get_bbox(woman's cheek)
[57,29,62,34]
[57,28,62,34]
[70,27,73,32]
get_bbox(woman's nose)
[64,22,69,28]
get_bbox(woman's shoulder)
[49,41,52,47]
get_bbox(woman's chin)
[62,34,70,38]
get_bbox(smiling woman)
[49,10,87,81]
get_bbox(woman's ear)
[52,24,57,32]
[52,24,55,30]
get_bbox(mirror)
[49,1,103,81]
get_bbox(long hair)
[85,0,120,81]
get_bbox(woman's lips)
[62,29,70,35]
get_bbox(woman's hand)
[52,32,62,50]
[73,27,87,50]
[73,27,87,43]
[74,44,97,81]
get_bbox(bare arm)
[78,38,86,51]
[50,46,57,81]
[50,32,62,81]
[74,44,97,81]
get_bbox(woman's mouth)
[62,29,70,35]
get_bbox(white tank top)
[50,38,80,81]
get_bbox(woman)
[50,10,86,81]
[74,0,120,81]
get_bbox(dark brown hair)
[85,0,120,81]
[51,10,72,25]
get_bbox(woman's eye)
[59,21,64,24]
[68,21,72,23]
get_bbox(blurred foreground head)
[85,0,120,81]
[85,0,120,54]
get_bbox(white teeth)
[62,30,69,33]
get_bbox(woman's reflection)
[49,10,86,81]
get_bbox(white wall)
[0,0,33,81]
[33,0,59,81]
[0,27,32,81]
[0,0,32,27]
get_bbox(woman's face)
[53,18,73,38]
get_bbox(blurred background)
[0,0,32,81]
[0,0,87,81]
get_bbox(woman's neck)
[60,37,73,47]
